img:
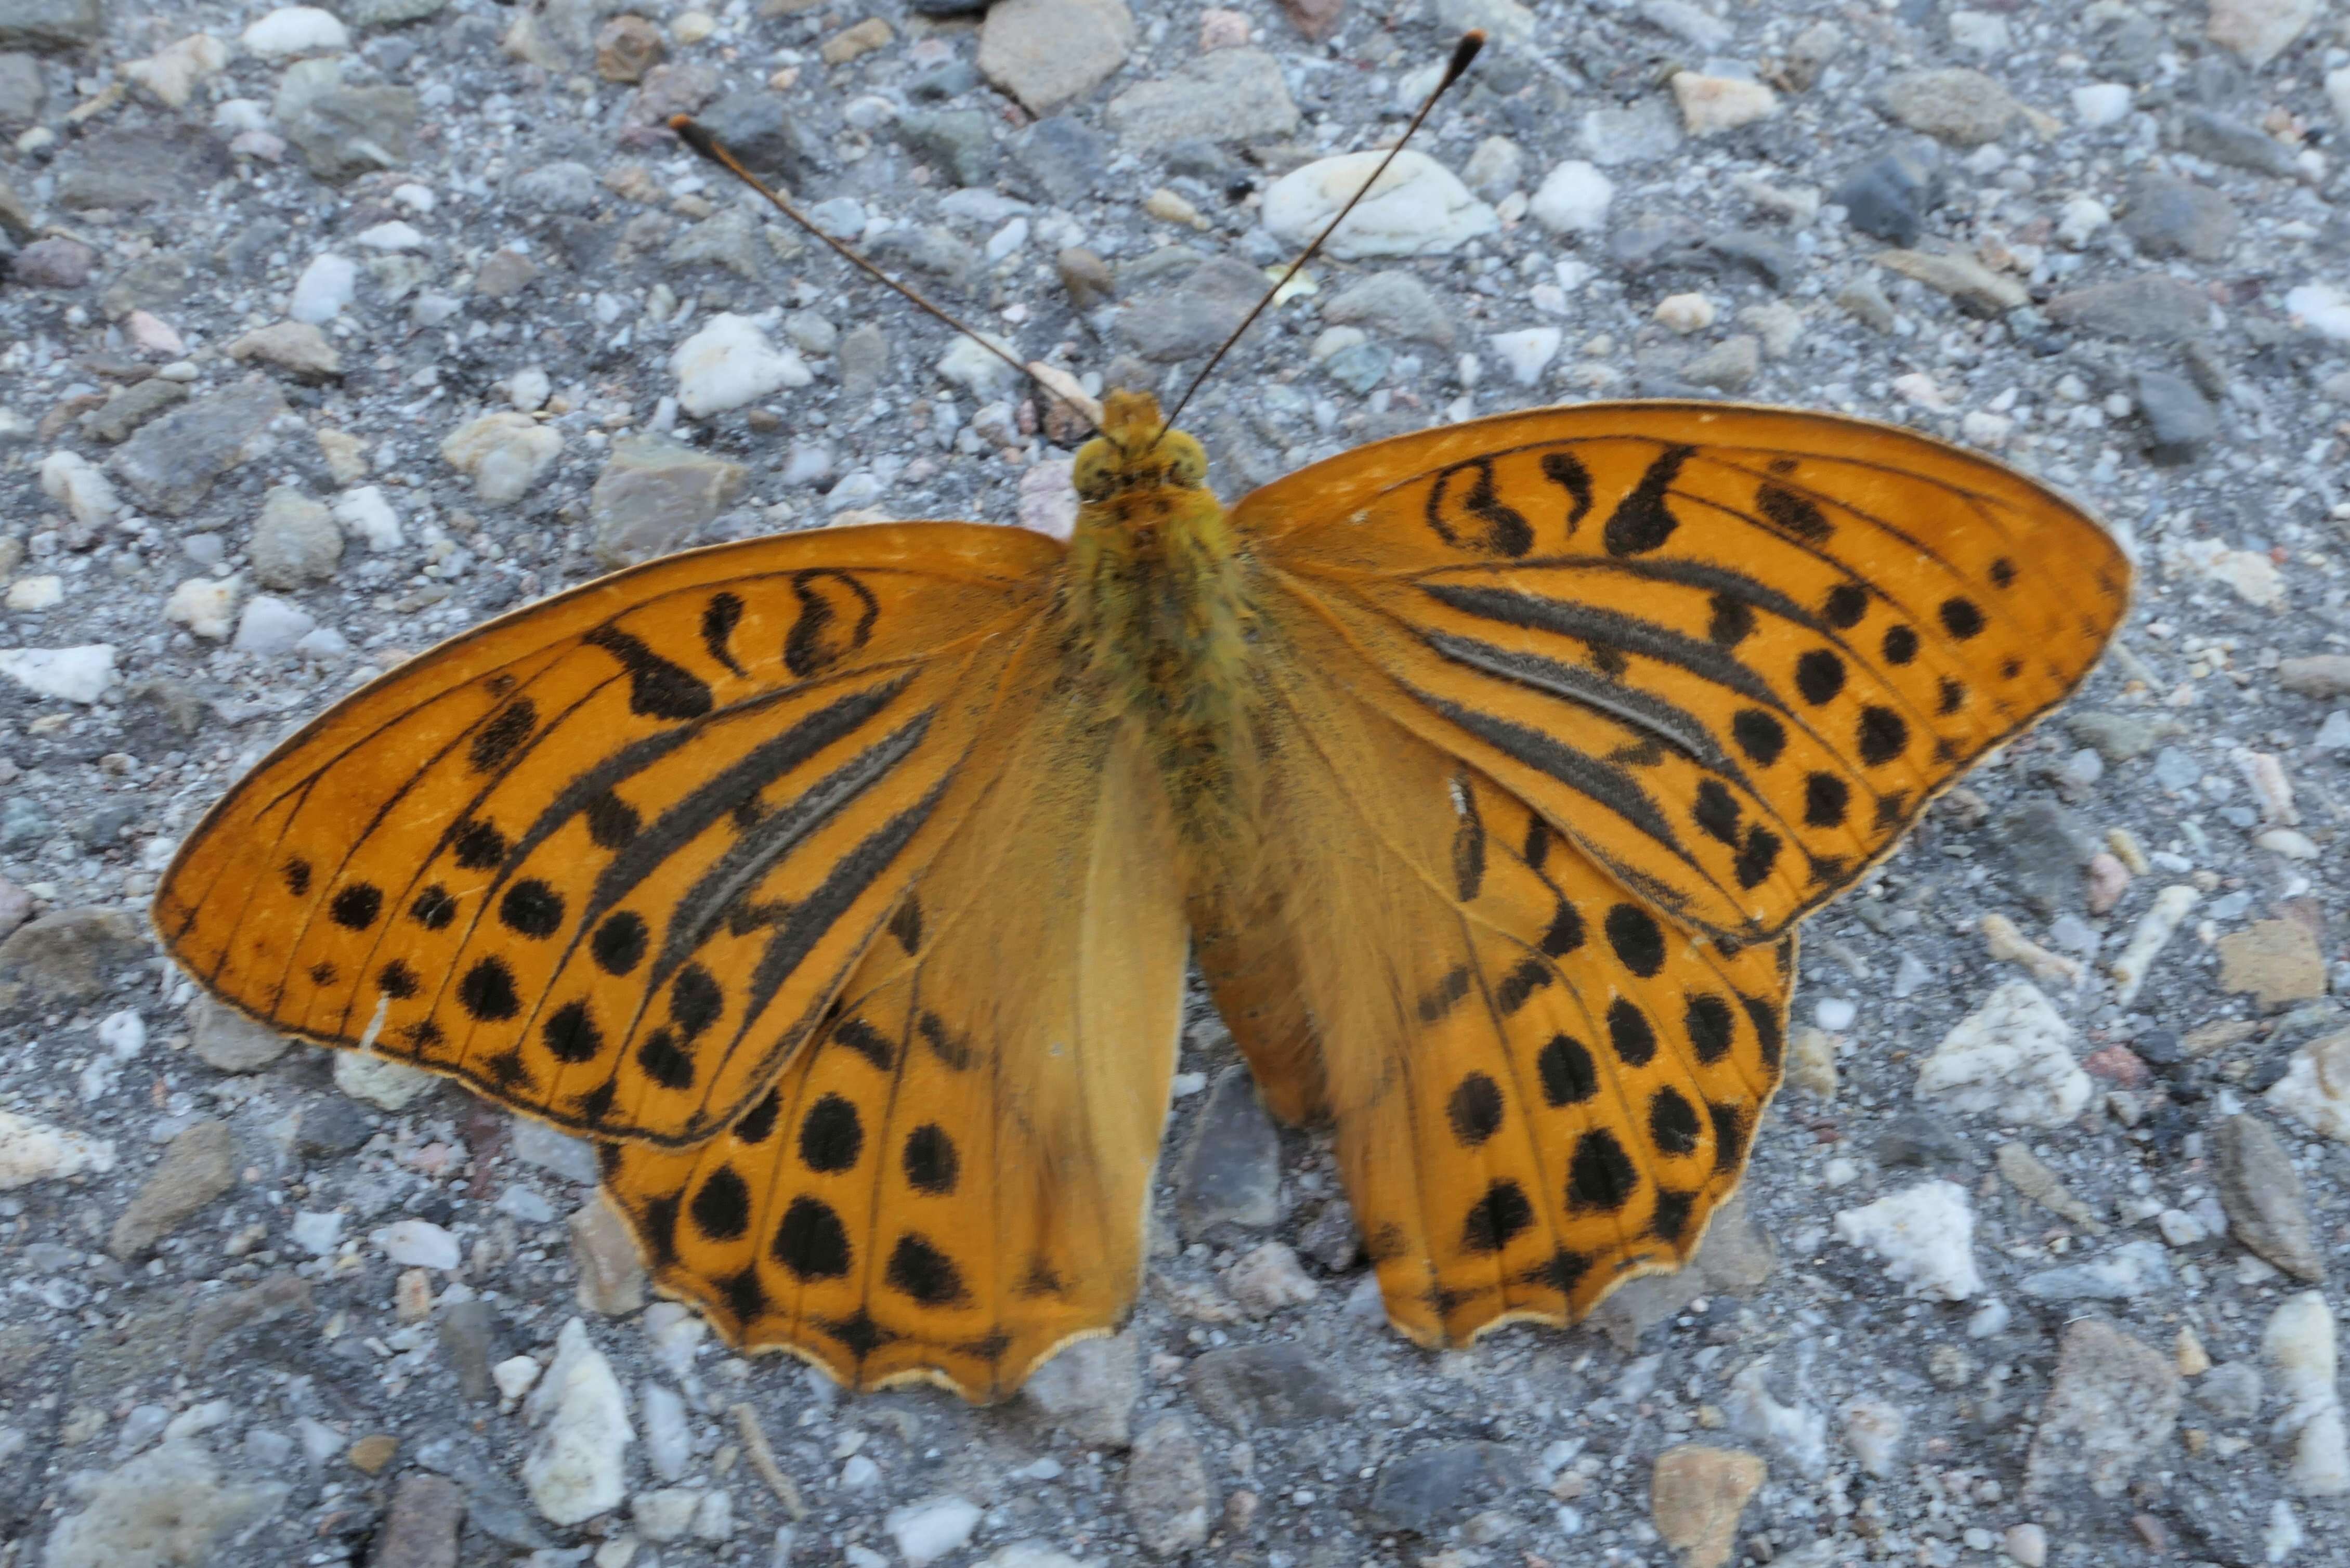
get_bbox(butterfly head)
[1072,390,1208,503]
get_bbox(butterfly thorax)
[1061,391,1262,868]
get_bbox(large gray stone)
[283,84,420,182]
[0,0,102,52]
[588,435,749,567]
[1176,1064,1281,1238]
[1104,48,1298,146]
[1185,1343,1352,1432]
[0,905,142,1009]
[1368,1442,1523,1533]
[112,378,289,517]
[109,1119,236,1258]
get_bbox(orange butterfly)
[155,385,2126,1399]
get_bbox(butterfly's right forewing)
[157,525,1063,1147]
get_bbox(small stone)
[1110,45,1297,150]
[373,1219,461,1271]
[1832,151,1940,246]
[0,1108,116,1188]
[2179,107,2302,176]
[1840,1397,1907,1476]
[1654,292,1717,333]
[2019,1238,2174,1301]
[1915,979,2088,1126]
[1488,327,1561,385]
[40,1441,287,1568]
[11,236,97,288]
[109,1119,235,1258]
[247,487,343,590]
[347,1433,398,1474]
[84,378,189,444]
[523,1318,635,1525]
[335,1050,435,1111]
[1650,1446,1765,1568]
[1368,1442,1520,1534]
[570,1193,648,1315]
[895,108,997,188]
[1177,1065,1281,1237]
[980,0,1136,115]
[2027,1319,2182,1498]
[2262,1291,2347,1497]
[1834,1180,1983,1300]
[1022,1333,1139,1444]
[1873,248,2028,316]
[289,254,357,324]
[596,15,662,82]
[189,996,290,1071]
[0,644,114,704]
[1529,159,1613,235]
[1581,98,1683,165]
[1681,335,1760,391]
[1223,1243,1319,1314]
[231,594,317,656]
[819,15,891,63]
[493,1356,542,1402]
[1260,150,1492,259]
[227,320,343,382]
[633,1488,701,1542]
[40,450,119,527]
[439,412,563,505]
[438,1299,500,1403]
[2133,370,2218,465]
[372,1473,463,1568]
[2047,273,2211,342]
[1125,1417,1213,1556]
[886,1495,984,1565]
[1996,1141,2105,1233]
[0,906,141,1005]
[282,82,420,182]
[473,249,538,299]
[2196,1361,2263,1421]
[1186,1343,1351,1432]
[589,435,750,567]
[1880,68,2026,145]
[1672,72,1777,136]
[1323,271,1454,347]
[2220,922,2325,1009]
[669,312,813,418]
[2215,1114,2325,1280]
[2120,173,2238,260]
[113,377,290,517]
[242,7,348,57]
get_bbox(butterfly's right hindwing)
[156,525,1063,1146]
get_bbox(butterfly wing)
[1206,599,1788,1343]
[1237,402,2130,946]
[599,685,1187,1401]
[156,524,1064,1146]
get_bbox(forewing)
[1237,402,2129,944]
[156,524,1063,1146]
[1208,598,1788,1344]
[599,696,1187,1401]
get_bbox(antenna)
[1152,30,1486,444]
[669,115,1104,439]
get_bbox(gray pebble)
[2133,369,2218,466]
[247,487,344,590]
[2214,1113,2324,1281]
[2119,173,2237,260]
[2174,108,2301,179]
[1832,150,1940,246]
[1010,116,1109,204]
[1177,1064,1281,1239]
[894,108,997,189]
[1368,1442,1522,1533]
[1187,1343,1353,1433]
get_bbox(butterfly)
[153,382,2129,1400]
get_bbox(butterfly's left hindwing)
[156,525,1063,1146]
[1240,402,2129,945]
[602,682,1187,1401]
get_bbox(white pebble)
[633,1489,702,1543]
[295,626,351,661]
[670,313,813,417]
[524,1318,636,1525]
[439,412,564,506]
[2057,196,2111,247]
[1967,1298,2013,1338]
[1813,997,1857,1031]
[231,595,316,655]
[4,575,61,611]
[332,487,403,552]
[1654,292,1715,333]
[1914,979,2088,1127]
[2284,283,2350,344]
[2264,1292,2347,1497]
[1529,160,1614,235]
[1260,151,1497,260]
[508,367,553,413]
[885,1497,982,1566]
[2265,1499,2305,1564]
[0,644,117,704]
[2313,711,2350,750]
[290,253,357,324]
[1834,1180,1984,1300]
[164,577,239,639]
[240,6,349,57]
[38,450,121,527]
[640,1381,690,1480]
[372,1219,461,1271]
[2005,1523,2048,1568]
[1839,1396,1907,1476]
[2071,82,2133,126]
[97,1011,147,1057]
[2110,885,2199,1004]
[1487,327,1561,386]
[1672,71,1779,135]
[0,1109,118,1188]
[355,221,425,251]
[290,1210,344,1255]
[492,1355,542,1401]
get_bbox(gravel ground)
[4,0,2350,1564]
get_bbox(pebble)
[1833,1180,1983,1300]
[1186,1343,1351,1432]
[1648,1445,1764,1568]
[1581,98,1682,165]
[1260,151,1496,260]
[11,236,96,288]
[2027,1319,2181,1499]
[2267,1029,2350,1143]
[335,1049,435,1110]
[2197,1360,2264,1422]
[231,594,317,656]
[2214,1114,2323,1280]
[2019,1238,2174,1301]
[2120,173,2238,261]
[38,450,120,527]
[2177,107,2302,178]
[1724,1361,1828,1474]
[2263,1291,2347,1496]
[188,996,291,1070]
[0,643,116,704]
[2072,81,2133,126]
[228,320,343,382]
[2208,0,2317,67]
[2004,1523,2048,1567]
[668,312,812,418]
[1832,151,1939,246]
[886,1494,984,1565]
[1654,292,1716,333]
[1323,271,1454,347]
[1873,247,2027,317]
[1223,1242,1319,1313]
[1671,73,1777,136]
[1367,1441,1518,1534]
[1879,68,2027,145]
[568,1195,648,1314]
[1681,335,1760,391]
[2044,273,2211,343]
[1488,327,1560,386]
[639,1380,689,1479]
[1104,47,1296,147]
[439,411,564,505]
[372,1473,463,1568]
[2,574,58,610]
[113,377,289,516]
[290,253,356,324]
[248,487,344,590]
[1838,1397,1906,1476]
[589,435,749,567]
[0,1107,116,1187]
[1529,159,1613,236]
[2217,920,2327,1009]
[373,1218,461,1270]
[41,1441,289,1568]
[1177,1066,1281,1237]
[523,1317,635,1525]
[1021,1332,1139,1445]
[108,1118,234,1258]
[1913,980,2088,1126]
[241,6,348,57]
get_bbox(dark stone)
[694,89,823,184]
[1187,1343,1354,1432]
[437,1299,504,1402]
[1176,1064,1282,1238]
[1833,150,1941,246]
[1996,800,2095,918]
[2175,108,2300,178]
[71,802,136,847]
[2133,369,2218,466]
[2119,173,2237,260]
[371,1474,463,1568]
[1296,1197,1362,1270]
[2045,274,2212,344]
[1367,1442,1523,1534]
[1011,116,1109,204]
[187,1273,314,1364]
[1702,229,1802,291]
[893,108,997,188]
[1120,255,1268,363]
[1873,1112,1972,1171]
[0,905,142,1008]
[112,377,290,517]
[864,225,982,293]
[56,128,229,210]
[297,1095,375,1157]
[2133,1029,2183,1068]
[907,0,990,13]
[410,1432,555,1550]
[907,60,980,101]
[218,216,290,277]
[0,0,104,54]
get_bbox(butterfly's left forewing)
[157,525,1063,1146]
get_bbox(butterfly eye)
[1071,444,1117,502]
[1160,433,1209,489]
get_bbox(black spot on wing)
[543,999,603,1063]
[1755,482,1833,543]
[832,1015,895,1070]
[774,1196,851,1279]
[1540,450,1594,531]
[500,879,565,938]
[701,591,747,677]
[690,1165,752,1240]
[1568,1130,1639,1212]
[452,819,507,871]
[1538,1034,1597,1105]
[1649,1087,1701,1156]
[885,1233,968,1306]
[592,910,648,975]
[1684,992,1733,1063]
[799,1094,864,1172]
[282,858,311,897]
[584,625,713,721]
[1607,999,1656,1066]
[1426,456,1535,557]
[329,883,383,930]
[1732,710,1784,767]
[903,1124,959,1194]
[457,957,520,1022]
[1494,957,1552,1014]
[784,569,881,679]
[1604,904,1665,977]
[1446,1073,1504,1146]
[1794,649,1845,705]
[1602,445,1692,557]
[1460,1180,1534,1254]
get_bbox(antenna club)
[1446,31,1486,83]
